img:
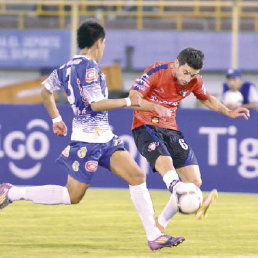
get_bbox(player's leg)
[0,175,89,208]
[110,149,160,240]
[66,175,89,204]
[109,149,185,250]
[0,180,71,207]
[0,141,94,209]
[163,131,218,219]
[155,155,180,191]
[154,156,180,233]
[132,126,180,233]
[176,164,202,187]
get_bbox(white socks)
[163,170,179,189]
[157,170,180,228]
[157,194,178,228]
[129,182,161,241]
[8,185,71,205]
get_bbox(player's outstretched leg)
[148,234,185,251]
[196,189,218,219]
[0,183,12,209]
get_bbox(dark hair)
[177,47,204,70]
[77,19,105,49]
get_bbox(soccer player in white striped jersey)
[0,19,185,251]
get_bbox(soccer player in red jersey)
[129,47,250,230]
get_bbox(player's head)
[174,47,204,86]
[226,68,242,91]
[77,19,106,62]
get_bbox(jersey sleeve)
[79,62,105,104]
[130,63,159,97]
[192,76,210,100]
[42,69,63,93]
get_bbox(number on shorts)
[179,138,188,150]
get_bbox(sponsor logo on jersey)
[62,145,71,157]
[150,96,179,107]
[72,161,80,172]
[133,74,150,91]
[148,142,159,152]
[85,161,98,172]
[180,90,189,97]
[151,117,159,123]
[86,68,98,83]
[77,147,87,158]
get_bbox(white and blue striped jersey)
[42,55,114,143]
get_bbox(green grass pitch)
[1,188,258,258]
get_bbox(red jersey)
[131,62,210,131]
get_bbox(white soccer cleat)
[196,189,218,219]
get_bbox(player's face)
[174,61,200,86]
[227,77,242,91]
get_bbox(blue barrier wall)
[0,104,257,193]
[0,30,258,70]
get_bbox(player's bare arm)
[200,95,250,120]
[41,87,67,136]
[90,94,141,112]
[129,90,171,117]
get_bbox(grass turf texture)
[0,188,258,258]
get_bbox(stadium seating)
[0,0,258,31]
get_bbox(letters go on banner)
[0,104,257,193]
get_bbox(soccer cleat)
[0,183,12,210]
[148,234,185,251]
[168,179,179,193]
[155,216,165,234]
[196,189,218,219]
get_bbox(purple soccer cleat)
[0,183,12,209]
[148,234,185,251]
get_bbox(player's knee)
[70,196,82,204]
[129,170,146,185]
[69,193,84,204]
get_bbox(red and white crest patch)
[86,68,98,83]
[85,161,98,172]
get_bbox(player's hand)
[129,93,142,107]
[228,107,250,120]
[53,121,67,136]
[154,105,172,118]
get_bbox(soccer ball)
[174,182,203,214]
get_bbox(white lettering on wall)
[0,119,50,179]
[199,125,258,179]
